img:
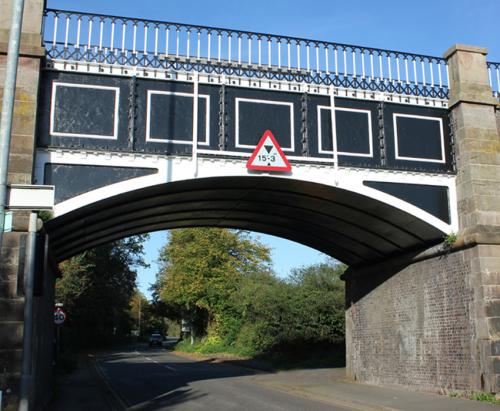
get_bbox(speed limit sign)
[54,308,66,325]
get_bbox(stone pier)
[345,45,500,393]
[0,0,45,409]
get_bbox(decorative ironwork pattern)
[487,61,500,99]
[43,9,449,100]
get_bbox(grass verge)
[174,338,346,371]
[448,390,500,405]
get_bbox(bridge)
[39,8,457,264]
[1,1,500,409]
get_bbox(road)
[95,345,350,411]
[94,344,499,411]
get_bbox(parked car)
[149,333,163,347]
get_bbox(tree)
[56,235,148,346]
[156,230,347,360]
[286,259,346,342]
[232,260,346,353]
[155,228,271,339]
[129,289,169,337]
[288,258,346,292]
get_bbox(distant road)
[95,344,351,411]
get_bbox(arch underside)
[45,176,445,267]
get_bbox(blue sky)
[46,0,500,298]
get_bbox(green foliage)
[155,228,347,361]
[443,232,457,248]
[447,390,500,405]
[56,235,149,347]
[174,338,198,353]
[37,210,54,222]
[129,290,169,337]
[231,260,346,353]
[469,391,500,404]
[156,228,271,337]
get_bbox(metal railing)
[43,9,449,99]
[487,61,500,99]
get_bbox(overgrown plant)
[443,232,457,249]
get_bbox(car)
[148,333,163,347]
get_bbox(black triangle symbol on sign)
[264,145,273,154]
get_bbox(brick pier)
[345,45,500,393]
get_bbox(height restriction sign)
[246,130,292,172]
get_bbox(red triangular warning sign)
[246,130,292,172]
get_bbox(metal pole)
[56,325,60,358]
[138,297,141,336]
[329,85,339,186]
[191,74,199,178]
[18,212,38,411]
[0,0,26,250]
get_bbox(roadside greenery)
[154,228,346,363]
[448,390,500,405]
[56,236,149,346]
[129,289,172,337]
[56,227,347,366]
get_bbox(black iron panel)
[134,80,219,155]
[148,92,208,143]
[237,100,293,148]
[364,181,450,224]
[37,71,130,150]
[319,109,372,154]
[394,115,443,161]
[52,85,117,137]
[225,87,302,155]
[308,96,380,168]
[383,103,452,173]
[44,164,158,204]
[37,71,453,174]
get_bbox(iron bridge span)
[37,9,466,266]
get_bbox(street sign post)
[246,130,292,172]
[54,307,66,361]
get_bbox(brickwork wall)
[346,249,480,392]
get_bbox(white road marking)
[136,350,177,371]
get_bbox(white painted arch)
[36,148,458,237]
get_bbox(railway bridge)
[0,0,500,408]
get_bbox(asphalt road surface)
[94,343,499,411]
[95,345,352,411]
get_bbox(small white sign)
[7,184,55,210]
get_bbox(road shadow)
[96,345,257,410]
[95,342,346,410]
